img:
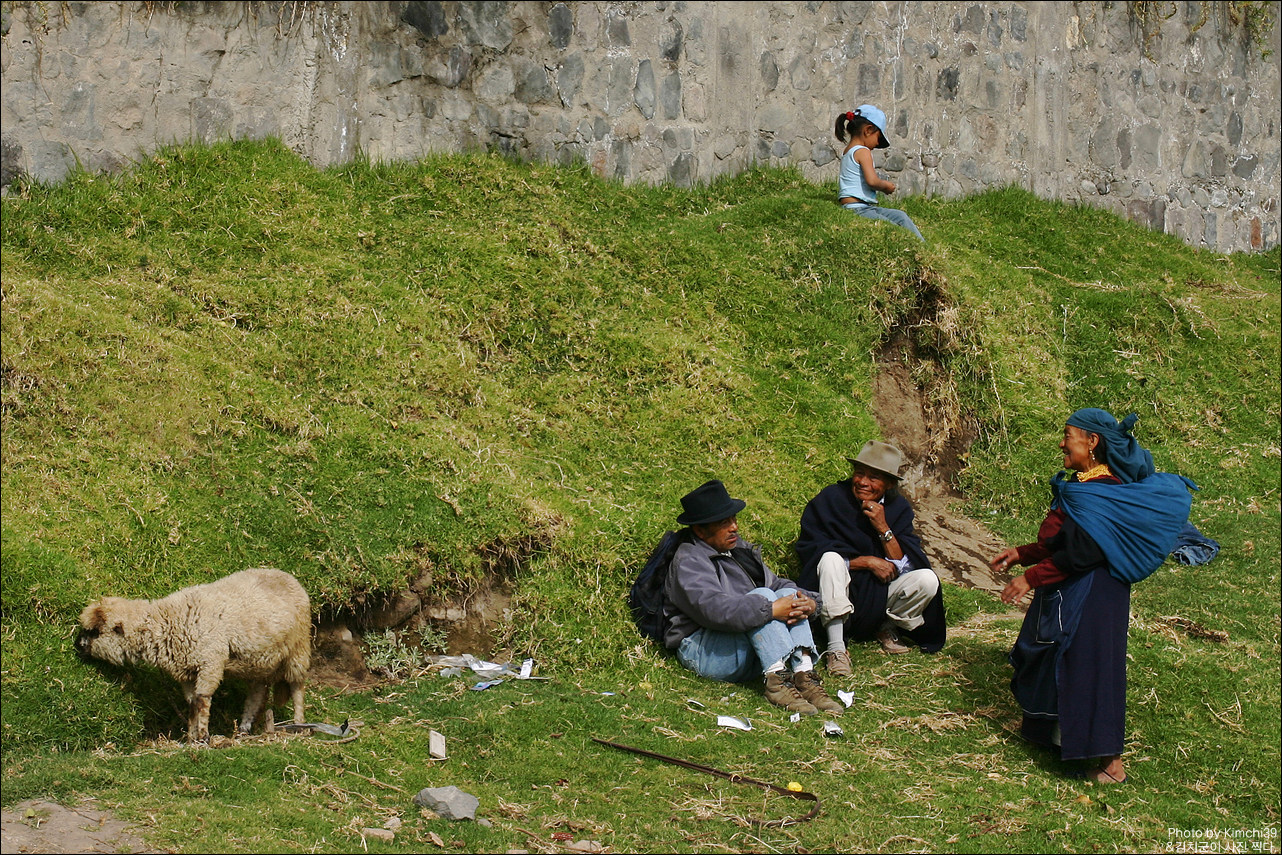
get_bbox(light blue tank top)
[838,145,877,205]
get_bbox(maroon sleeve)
[1016,507,1069,588]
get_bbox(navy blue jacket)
[796,480,946,652]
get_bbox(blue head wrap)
[1065,408,1154,484]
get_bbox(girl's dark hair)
[835,111,876,142]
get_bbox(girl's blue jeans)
[675,588,819,683]
[843,202,925,242]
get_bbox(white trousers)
[815,550,940,630]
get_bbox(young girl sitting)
[835,105,924,242]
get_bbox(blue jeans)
[843,202,925,242]
[676,588,820,683]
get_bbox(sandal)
[1067,766,1127,784]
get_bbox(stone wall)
[1,1,1278,252]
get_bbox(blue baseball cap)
[855,104,891,149]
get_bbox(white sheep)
[77,567,311,743]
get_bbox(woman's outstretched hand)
[1000,575,1031,605]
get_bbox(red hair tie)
[846,111,854,121]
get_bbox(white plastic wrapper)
[716,715,753,731]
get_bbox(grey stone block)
[1,136,25,189]
[607,59,633,115]
[414,786,479,821]
[1233,155,1258,179]
[557,53,584,107]
[606,13,630,47]
[402,2,448,40]
[661,72,681,120]
[1227,112,1243,146]
[634,60,656,119]
[760,51,779,92]
[668,151,695,187]
[660,20,683,63]
[458,1,513,50]
[937,67,959,101]
[192,97,233,143]
[789,55,811,91]
[857,62,880,97]
[516,60,553,105]
[1010,5,1027,41]
[549,3,573,50]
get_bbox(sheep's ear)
[80,602,107,631]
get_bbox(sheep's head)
[76,598,138,665]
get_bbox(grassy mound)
[2,141,1277,852]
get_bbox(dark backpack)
[628,529,688,643]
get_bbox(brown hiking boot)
[791,670,844,715]
[763,671,817,716]
[822,648,853,677]
[876,621,912,655]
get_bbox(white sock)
[793,653,813,673]
[764,660,786,674]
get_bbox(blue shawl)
[1051,471,1196,584]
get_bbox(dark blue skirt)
[1010,565,1130,760]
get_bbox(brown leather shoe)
[822,648,853,677]
[791,670,843,715]
[763,671,817,716]
[876,621,911,655]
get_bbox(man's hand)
[772,592,815,625]
[860,500,888,532]
[851,555,897,584]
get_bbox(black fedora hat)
[677,479,746,526]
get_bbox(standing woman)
[991,409,1195,783]
[835,105,925,241]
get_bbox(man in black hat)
[795,441,947,676]
[663,479,843,716]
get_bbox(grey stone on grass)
[414,785,479,820]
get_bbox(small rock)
[361,827,395,842]
[384,816,403,832]
[413,785,479,821]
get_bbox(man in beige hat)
[794,441,947,675]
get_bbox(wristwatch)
[880,529,895,543]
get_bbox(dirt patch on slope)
[870,327,1015,596]
[0,800,162,855]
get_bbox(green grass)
[2,140,1278,852]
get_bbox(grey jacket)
[662,534,820,649]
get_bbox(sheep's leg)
[180,682,205,743]
[189,694,212,743]
[289,680,305,728]
[239,684,268,735]
[189,665,224,743]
